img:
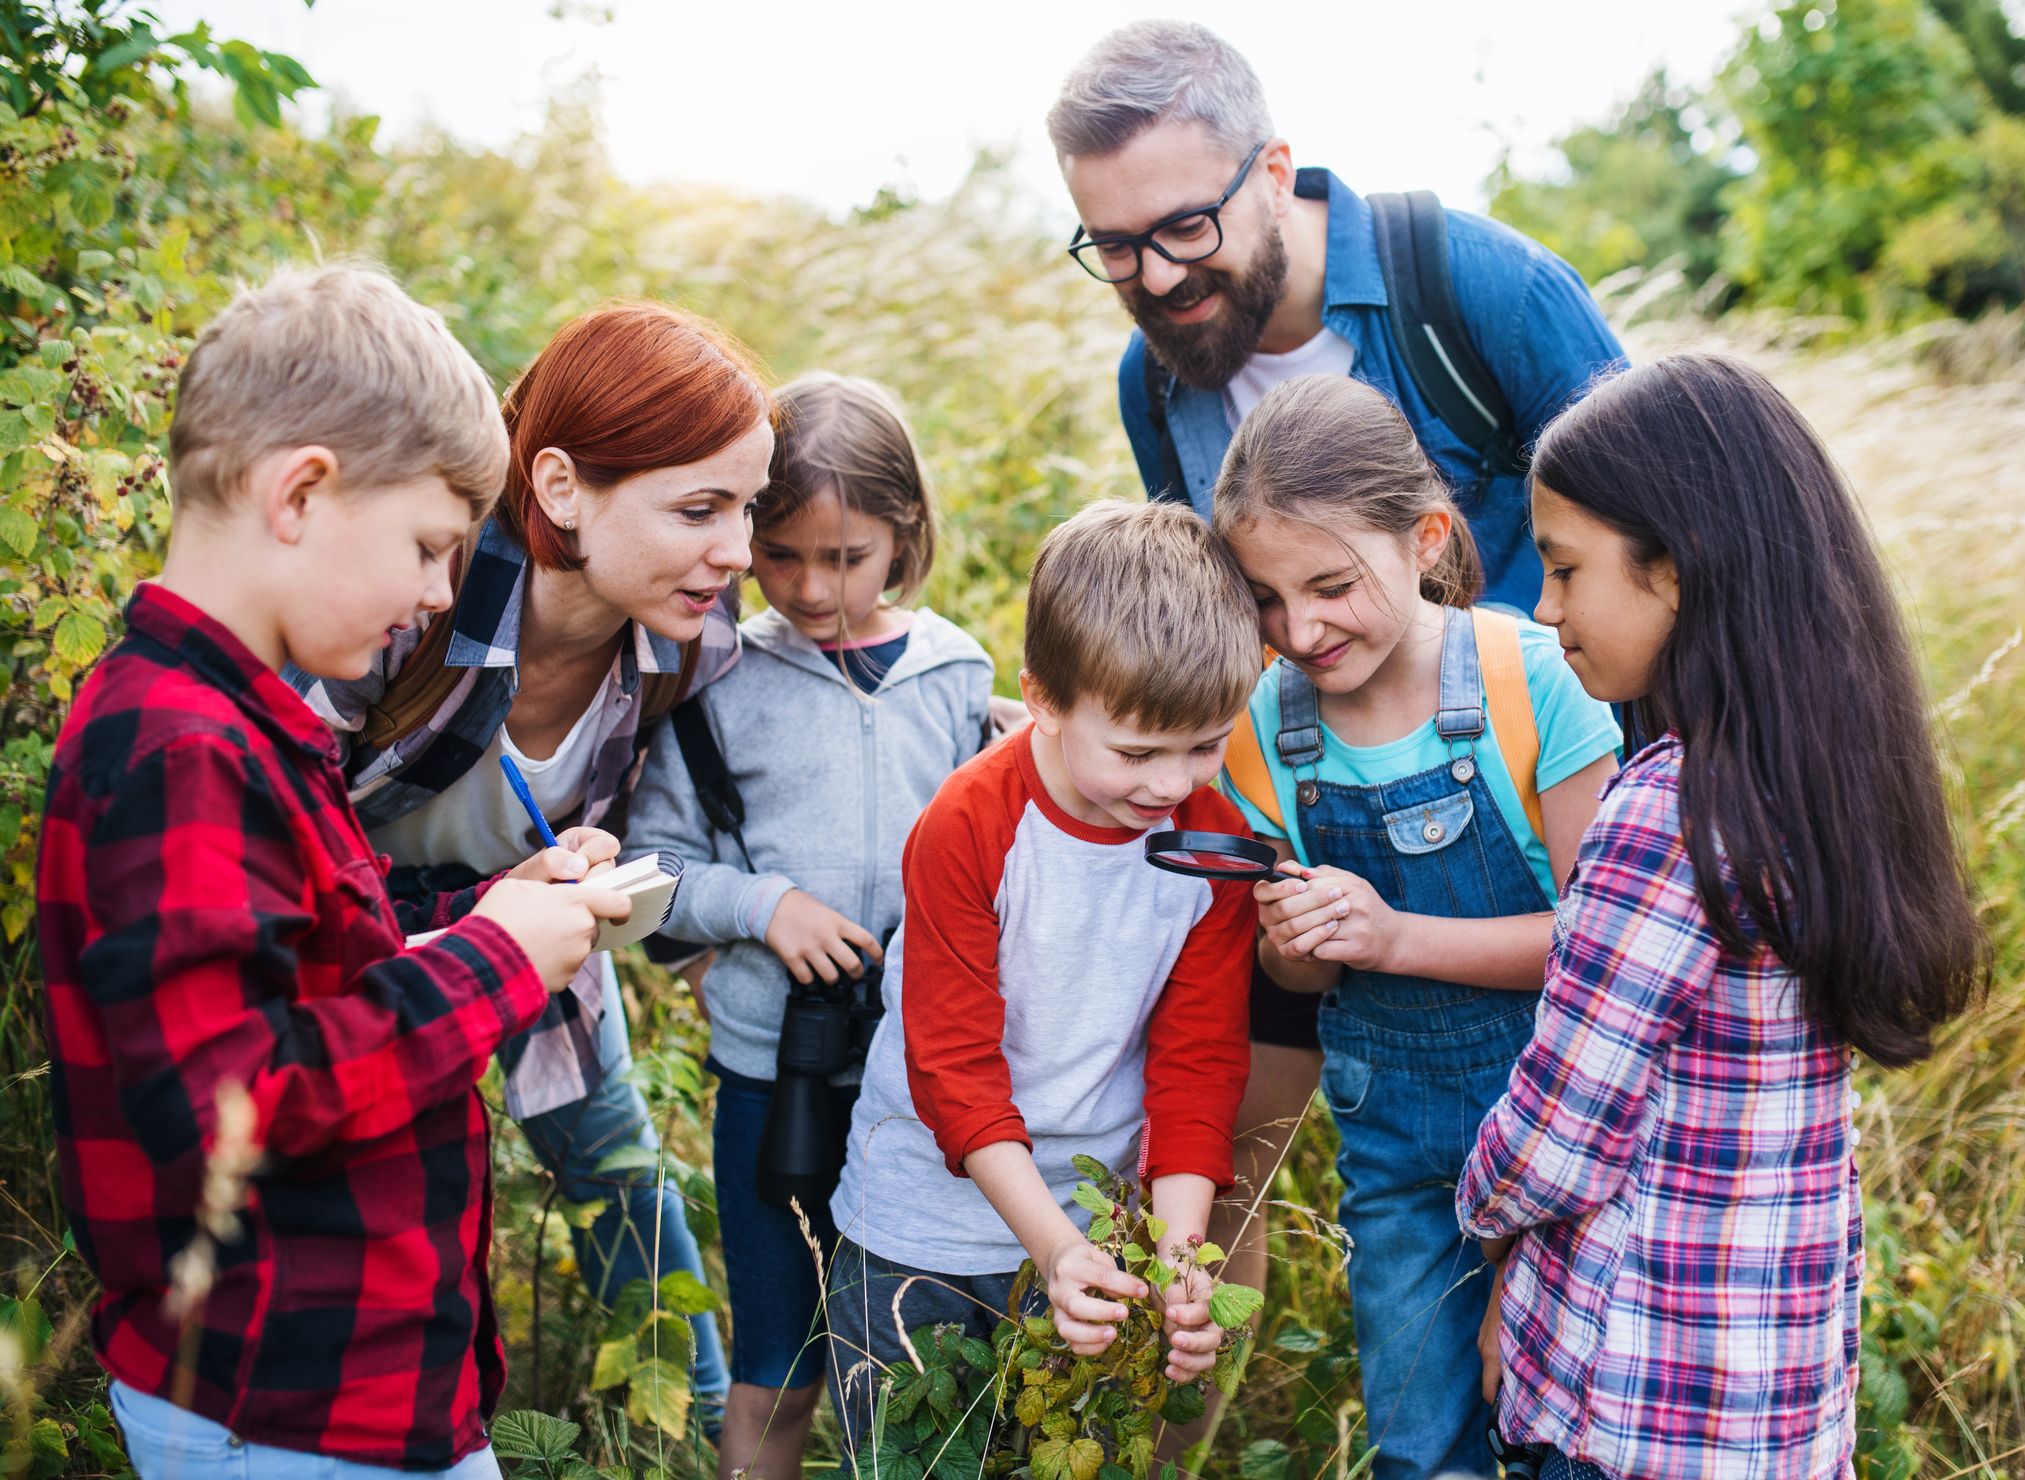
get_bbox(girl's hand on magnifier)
[1258,864,1398,969]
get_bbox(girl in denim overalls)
[1209,375,1622,1480]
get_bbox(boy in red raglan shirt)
[825,500,1261,1452]
[36,267,634,1476]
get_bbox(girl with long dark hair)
[1460,352,1987,1480]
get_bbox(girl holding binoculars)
[623,372,995,1480]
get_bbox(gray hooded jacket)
[622,605,994,1081]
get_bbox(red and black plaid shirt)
[37,584,550,1469]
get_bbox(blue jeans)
[708,1059,847,1390]
[515,957,728,1406]
[110,1382,502,1478]
[822,1237,1031,1462]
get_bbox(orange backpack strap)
[1222,707,1285,833]
[1471,607,1544,842]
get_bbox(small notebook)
[405,852,684,954]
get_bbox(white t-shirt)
[1223,326,1357,429]
[368,669,615,875]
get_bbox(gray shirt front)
[621,606,994,1081]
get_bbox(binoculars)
[755,941,887,1209]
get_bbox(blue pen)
[499,753,574,881]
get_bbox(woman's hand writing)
[507,825,621,884]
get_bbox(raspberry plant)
[849,1155,1263,1480]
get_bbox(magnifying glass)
[1143,830,1283,882]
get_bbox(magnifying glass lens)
[1154,848,1264,872]
[1142,830,1280,881]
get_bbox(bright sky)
[150,0,1752,221]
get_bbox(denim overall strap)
[1287,609,1551,1480]
[1276,660,1326,806]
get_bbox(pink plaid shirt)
[1459,737,1860,1480]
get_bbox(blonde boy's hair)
[1024,499,1260,732]
[169,264,508,514]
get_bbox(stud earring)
[564,520,575,530]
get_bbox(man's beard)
[1125,219,1291,393]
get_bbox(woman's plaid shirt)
[1459,738,1862,1480]
[37,585,551,1469]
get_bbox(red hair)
[497,300,775,571]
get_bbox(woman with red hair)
[292,301,775,1430]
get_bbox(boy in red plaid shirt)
[36,266,633,1476]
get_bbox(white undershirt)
[1222,326,1358,430]
[368,668,615,876]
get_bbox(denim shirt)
[1118,169,1627,613]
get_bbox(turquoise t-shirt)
[1225,616,1621,898]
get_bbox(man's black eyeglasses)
[1067,141,1267,284]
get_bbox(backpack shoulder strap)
[1221,707,1284,833]
[1471,607,1544,841]
[1367,191,1529,478]
[669,693,755,872]
[1139,338,1190,507]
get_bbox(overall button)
[1297,780,1321,807]
[1450,757,1476,784]
[1423,821,1445,843]
[227,1436,245,1449]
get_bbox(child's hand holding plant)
[1037,1230,1146,1355]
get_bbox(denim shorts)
[709,1057,851,1389]
[110,1382,502,1478]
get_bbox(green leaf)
[1144,1259,1175,1292]
[1014,1383,1048,1427]
[1071,1181,1111,1215]
[1031,1438,1073,1480]
[490,1410,582,1462]
[1195,1241,1226,1265]
[959,1335,995,1371]
[555,1195,607,1229]
[1064,1437,1104,1480]
[1100,1467,1135,1480]
[0,1296,51,1362]
[927,1432,983,1480]
[1023,1315,1055,1341]
[1239,1440,1294,1480]
[1070,1153,1119,1191]
[0,263,45,300]
[1088,1216,1115,1242]
[625,1355,691,1435]
[77,249,114,274]
[0,505,33,555]
[52,610,106,665]
[1208,1283,1265,1330]
[657,1268,721,1315]
[1345,1446,1379,1479]
[594,1144,659,1173]
[927,1365,956,1416]
[1121,1243,1148,1265]
[591,1337,638,1390]
[1273,1326,1322,1352]
[1144,1216,1167,1243]
[681,1167,718,1247]
[31,597,66,629]
[1158,1383,1206,1426]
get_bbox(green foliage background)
[0,1,2016,1476]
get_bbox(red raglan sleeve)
[1140,790,1256,1189]
[898,750,1024,1177]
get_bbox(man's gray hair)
[1047,20,1273,163]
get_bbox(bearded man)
[1049,21,1626,616]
